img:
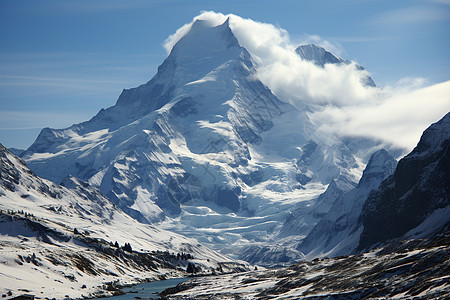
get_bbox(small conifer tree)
[187,262,195,274]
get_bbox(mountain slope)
[358,112,450,251]
[0,144,236,298]
[21,19,365,261]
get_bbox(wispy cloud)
[0,73,134,101]
[0,110,91,148]
[0,52,162,101]
[431,0,450,5]
[325,36,395,43]
[36,0,155,14]
[370,5,449,26]
[0,111,89,130]
[310,81,450,151]
[0,75,132,86]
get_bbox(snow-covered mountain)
[296,44,376,87]
[21,19,376,261]
[0,144,239,298]
[358,112,450,251]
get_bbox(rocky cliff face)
[358,112,450,251]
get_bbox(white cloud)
[383,77,428,94]
[163,11,450,152]
[310,81,450,150]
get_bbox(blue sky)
[1,0,449,149]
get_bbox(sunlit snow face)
[163,11,450,153]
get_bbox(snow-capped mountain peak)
[409,111,450,157]
[171,18,240,59]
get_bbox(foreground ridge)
[162,230,450,299]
